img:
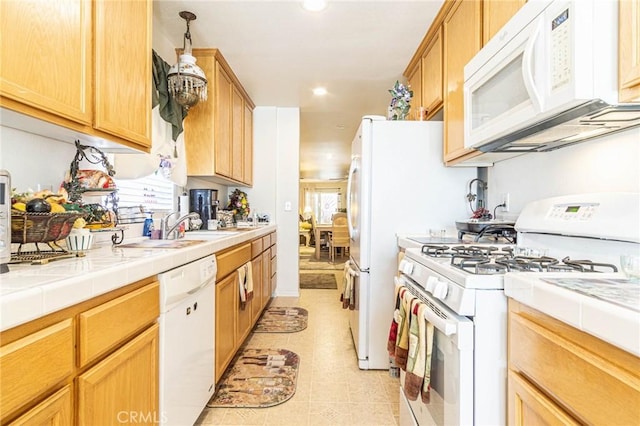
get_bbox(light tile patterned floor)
[195,267,400,426]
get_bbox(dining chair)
[329,213,349,262]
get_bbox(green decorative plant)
[387,80,413,120]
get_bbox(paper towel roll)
[179,194,189,217]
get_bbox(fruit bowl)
[11,211,86,244]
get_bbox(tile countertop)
[0,225,276,332]
[505,273,640,358]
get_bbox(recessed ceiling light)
[312,87,328,96]
[302,0,328,12]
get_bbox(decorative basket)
[11,211,85,244]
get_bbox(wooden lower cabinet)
[508,371,580,426]
[262,250,271,307]
[215,273,238,381]
[77,324,159,425]
[0,278,160,425]
[251,253,264,323]
[8,385,73,426]
[508,299,640,425]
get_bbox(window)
[304,188,342,224]
[113,171,175,214]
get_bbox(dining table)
[314,224,333,260]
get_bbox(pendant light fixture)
[167,11,207,110]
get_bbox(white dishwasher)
[158,254,217,426]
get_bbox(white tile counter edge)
[504,273,640,358]
[0,225,277,332]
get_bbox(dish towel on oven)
[340,261,355,310]
[237,262,254,309]
[395,287,415,370]
[388,277,404,355]
[404,300,435,402]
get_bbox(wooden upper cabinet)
[443,0,482,164]
[243,104,254,185]
[619,0,640,103]
[482,0,527,45]
[406,61,422,119]
[0,0,152,152]
[93,0,152,149]
[183,49,254,186]
[421,28,443,118]
[0,0,92,124]
[215,62,234,179]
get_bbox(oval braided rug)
[207,348,299,408]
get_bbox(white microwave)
[464,0,640,157]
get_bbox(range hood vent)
[477,101,640,154]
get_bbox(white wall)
[274,108,301,298]
[488,127,640,218]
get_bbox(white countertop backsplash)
[0,225,276,332]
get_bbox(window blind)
[113,172,175,213]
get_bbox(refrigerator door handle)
[346,157,358,239]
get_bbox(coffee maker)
[189,189,218,224]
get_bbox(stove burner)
[561,257,619,273]
[421,244,453,258]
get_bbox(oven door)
[397,276,474,426]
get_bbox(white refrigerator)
[346,116,475,370]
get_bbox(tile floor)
[195,265,400,425]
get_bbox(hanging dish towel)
[395,289,414,370]
[404,300,428,400]
[237,262,253,310]
[340,261,356,310]
[388,278,404,355]
[421,318,435,404]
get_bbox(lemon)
[12,202,26,212]
[50,202,66,213]
[73,218,87,229]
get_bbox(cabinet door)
[483,0,526,45]
[619,0,640,102]
[8,385,73,426]
[251,255,264,323]
[231,86,244,182]
[421,28,443,118]
[93,0,151,149]
[508,371,580,426]
[0,0,91,124]
[0,319,73,422]
[443,0,482,163]
[243,104,254,185]
[215,63,233,178]
[215,273,237,381]
[406,62,422,119]
[77,324,159,426]
[237,274,253,345]
[261,250,271,309]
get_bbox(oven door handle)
[397,276,458,337]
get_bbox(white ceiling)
[154,0,444,180]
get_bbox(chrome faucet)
[160,211,201,239]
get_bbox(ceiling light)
[167,11,208,110]
[313,87,328,96]
[302,0,328,12]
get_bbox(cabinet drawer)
[0,319,73,420]
[509,305,640,424]
[216,243,251,280]
[262,235,270,249]
[271,245,277,259]
[270,256,277,277]
[251,238,263,258]
[78,282,159,366]
[270,232,277,247]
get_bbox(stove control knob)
[425,276,438,293]
[433,282,449,300]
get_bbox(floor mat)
[299,247,345,270]
[254,306,308,333]
[207,348,299,408]
[300,273,337,289]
